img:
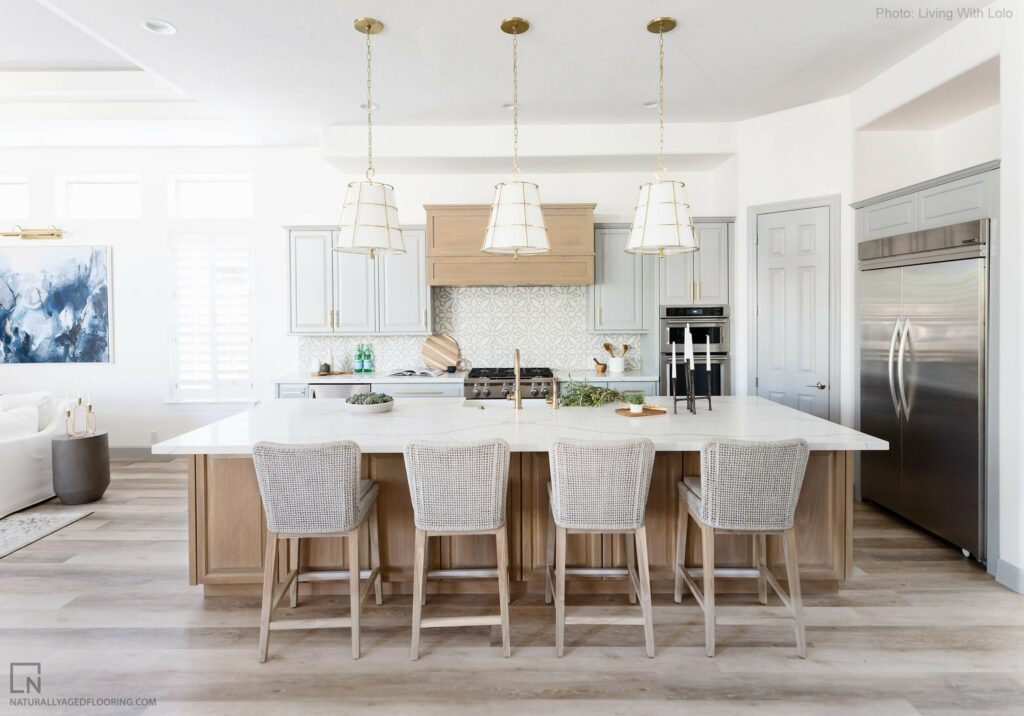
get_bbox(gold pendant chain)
[365,29,374,182]
[657,27,666,178]
[511,30,520,177]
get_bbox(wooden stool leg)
[783,528,807,658]
[411,528,425,661]
[755,533,768,606]
[625,532,638,605]
[368,500,383,606]
[496,526,511,658]
[258,532,278,663]
[555,526,567,658]
[674,498,688,603]
[635,526,655,658]
[348,526,362,659]
[288,538,299,608]
[544,510,555,604]
[421,533,429,607]
[700,523,716,657]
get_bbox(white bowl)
[608,357,626,373]
[344,400,394,414]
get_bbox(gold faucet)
[549,377,559,410]
[508,348,522,409]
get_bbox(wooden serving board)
[420,334,459,370]
[615,406,667,418]
[309,371,353,377]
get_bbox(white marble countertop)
[554,370,660,383]
[275,371,468,385]
[152,396,888,455]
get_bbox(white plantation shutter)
[171,234,253,401]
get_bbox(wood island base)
[189,451,853,597]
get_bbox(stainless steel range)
[464,367,555,400]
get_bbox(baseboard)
[995,558,1024,594]
[109,447,178,462]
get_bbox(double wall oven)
[659,306,731,397]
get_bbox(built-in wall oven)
[659,306,731,397]
[660,306,729,354]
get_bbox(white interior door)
[755,206,831,418]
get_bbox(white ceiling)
[8,0,992,127]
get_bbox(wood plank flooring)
[1,460,1022,715]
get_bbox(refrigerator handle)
[897,318,911,420]
[888,317,902,418]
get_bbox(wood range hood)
[424,204,596,286]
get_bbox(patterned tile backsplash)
[299,286,646,372]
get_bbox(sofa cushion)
[0,404,39,440]
[0,392,57,432]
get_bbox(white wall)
[0,145,732,448]
[733,96,856,423]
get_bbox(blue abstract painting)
[0,246,111,363]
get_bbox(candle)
[706,335,711,371]
[671,342,677,378]
[684,324,694,366]
[76,375,81,401]
[86,380,91,405]
[65,384,69,408]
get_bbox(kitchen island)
[153,396,886,597]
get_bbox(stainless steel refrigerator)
[859,220,987,560]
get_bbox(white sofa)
[0,392,61,518]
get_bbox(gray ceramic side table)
[52,432,110,505]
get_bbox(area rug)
[0,511,92,559]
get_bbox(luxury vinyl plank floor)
[0,459,1022,715]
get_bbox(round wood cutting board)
[420,334,460,370]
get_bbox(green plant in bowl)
[624,392,646,413]
[346,392,393,405]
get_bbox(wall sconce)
[0,225,63,240]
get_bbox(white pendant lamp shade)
[626,179,697,255]
[482,180,549,255]
[336,180,405,255]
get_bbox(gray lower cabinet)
[276,383,309,399]
[588,227,652,332]
[658,219,732,306]
[287,227,431,335]
[369,382,462,398]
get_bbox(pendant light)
[334,17,404,259]
[482,17,549,259]
[626,17,698,258]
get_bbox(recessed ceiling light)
[359,102,379,110]
[140,18,176,35]
[501,102,514,110]
[643,100,659,109]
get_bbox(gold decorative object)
[65,397,97,439]
[0,226,63,240]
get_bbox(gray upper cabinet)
[377,230,431,334]
[693,223,729,305]
[918,172,992,230]
[860,194,918,242]
[658,220,732,306]
[588,227,650,332]
[287,227,431,336]
[855,165,998,243]
[289,229,334,334]
[334,249,377,334]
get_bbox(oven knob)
[482,387,491,397]
[472,387,481,397]
[540,387,549,397]
[501,385,511,397]
[530,386,538,397]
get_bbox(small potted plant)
[344,391,394,414]
[625,392,646,414]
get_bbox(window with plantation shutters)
[170,234,253,402]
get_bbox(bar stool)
[546,438,656,658]
[404,438,511,660]
[252,440,382,663]
[674,438,810,658]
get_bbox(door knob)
[806,382,826,390]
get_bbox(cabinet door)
[862,194,918,241]
[658,250,694,305]
[377,230,431,334]
[589,227,646,332]
[693,223,729,305]
[289,230,334,333]
[334,243,377,334]
[918,172,992,230]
